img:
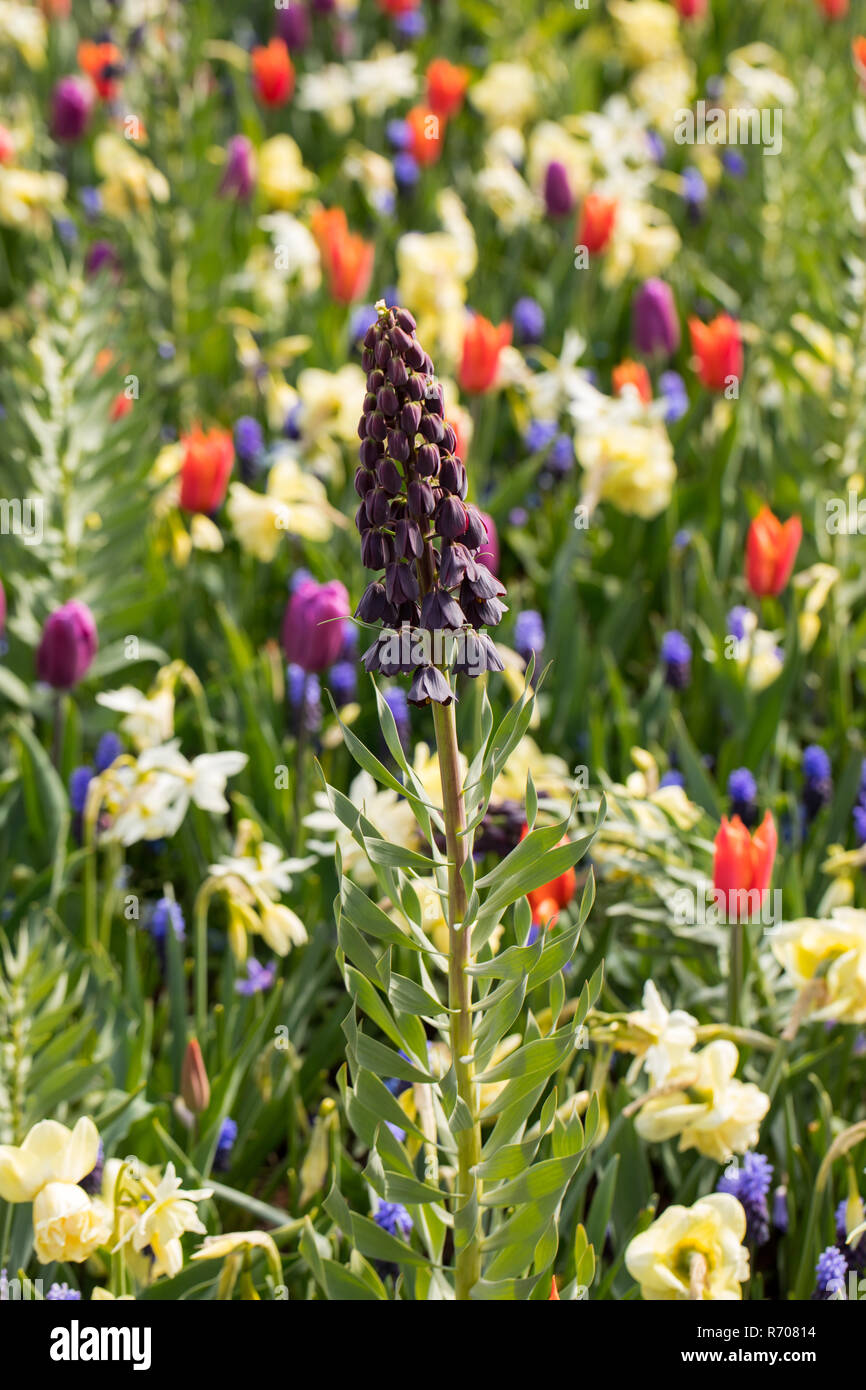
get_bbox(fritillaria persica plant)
[317,303,605,1300]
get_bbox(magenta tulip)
[36,600,98,688]
[282,579,350,673]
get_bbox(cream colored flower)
[0,167,66,235]
[33,1182,111,1265]
[94,133,169,214]
[576,402,676,521]
[0,1118,101,1202]
[349,48,417,117]
[608,0,681,68]
[123,1163,211,1279]
[0,0,46,66]
[256,900,308,956]
[770,908,866,1024]
[625,1193,749,1300]
[296,64,355,133]
[397,191,477,367]
[304,771,419,886]
[192,1230,282,1281]
[258,135,316,210]
[635,1041,769,1163]
[627,982,698,1086]
[260,212,321,294]
[226,484,290,562]
[96,685,175,751]
[470,62,537,128]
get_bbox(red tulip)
[745,506,802,597]
[179,427,234,514]
[521,825,576,928]
[406,105,445,166]
[378,0,421,12]
[816,0,848,16]
[311,207,374,304]
[577,193,617,254]
[713,811,776,923]
[251,39,295,106]
[426,58,470,118]
[458,315,512,394]
[77,41,122,101]
[549,1276,560,1300]
[688,314,743,391]
[674,0,707,16]
[0,125,13,164]
[854,37,866,83]
[110,392,133,422]
[612,359,652,405]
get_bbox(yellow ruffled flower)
[634,1040,769,1163]
[0,1118,110,1265]
[258,135,316,210]
[770,908,866,1025]
[0,167,66,236]
[577,413,676,521]
[33,1182,111,1265]
[625,1193,749,1300]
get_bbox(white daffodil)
[96,685,175,751]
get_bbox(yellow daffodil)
[625,1193,749,1300]
[0,1118,110,1265]
[634,1040,769,1163]
[122,1163,212,1279]
[770,907,866,1025]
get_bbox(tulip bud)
[181,1037,211,1114]
[544,160,574,218]
[36,600,98,689]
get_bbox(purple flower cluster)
[716,1151,772,1246]
[354,303,506,705]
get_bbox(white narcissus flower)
[635,1040,769,1163]
[305,771,419,887]
[209,841,314,899]
[348,48,417,116]
[627,982,698,1087]
[625,1193,750,1300]
[192,1230,282,1282]
[470,62,537,128]
[124,1163,212,1279]
[770,908,866,1024]
[256,901,308,956]
[95,742,247,846]
[96,685,175,751]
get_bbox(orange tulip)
[521,826,576,928]
[854,37,866,83]
[311,207,374,304]
[745,506,802,597]
[179,427,234,515]
[252,39,295,106]
[406,105,445,166]
[688,314,743,391]
[78,40,123,101]
[458,315,512,394]
[426,58,470,118]
[712,811,777,923]
[110,392,133,422]
[577,193,617,254]
[549,1275,561,1300]
[612,359,652,404]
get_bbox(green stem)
[194,884,215,1041]
[431,699,482,1301]
[728,921,743,1027]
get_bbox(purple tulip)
[219,135,256,201]
[276,2,312,49]
[631,278,680,357]
[85,240,120,277]
[476,512,499,575]
[51,77,94,143]
[282,579,350,673]
[36,600,98,689]
[543,160,574,218]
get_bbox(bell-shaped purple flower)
[36,600,98,689]
[282,579,350,673]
